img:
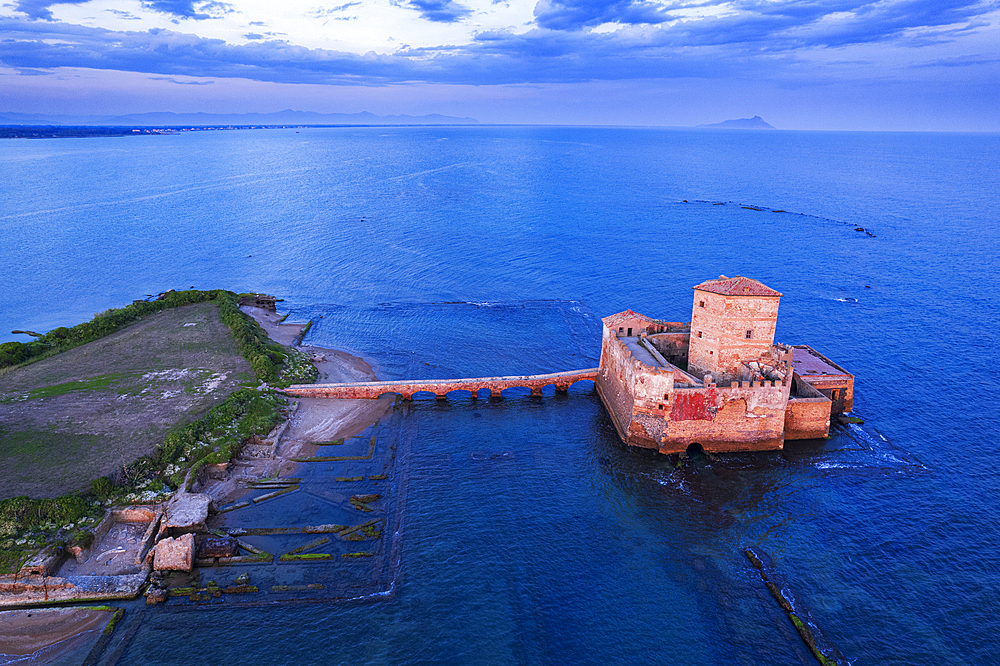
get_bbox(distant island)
[697,115,776,129]
[0,109,479,128]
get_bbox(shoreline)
[0,300,395,657]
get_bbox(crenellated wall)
[597,320,794,453]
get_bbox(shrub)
[91,477,113,500]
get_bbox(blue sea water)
[1,126,999,664]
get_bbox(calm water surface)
[1,127,998,664]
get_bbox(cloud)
[0,0,994,88]
[307,2,361,16]
[148,75,214,84]
[533,0,673,31]
[390,0,473,23]
[140,0,236,21]
[106,9,143,20]
[14,0,90,21]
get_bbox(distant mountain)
[0,109,479,127]
[697,115,776,129]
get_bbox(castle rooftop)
[693,275,783,297]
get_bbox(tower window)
[697,331,702,338]
[745,330,753,339]
[699,301,705,308]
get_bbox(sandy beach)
[0,607,113,661]
[198,307,394,504]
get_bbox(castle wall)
[689,291,780,381]
[784,373,831,440]
[647,332,691,367]
[653,380,789,454]
[596,326,644,446]
[800,375,854,414]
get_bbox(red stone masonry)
[285,369,598,400]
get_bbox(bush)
[0,495,95,537]
[0,341,23,364]
[91,477,113,500]
[67,530,94,549]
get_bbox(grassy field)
[0,302,253,499]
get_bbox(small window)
[627,327,632,336]
[699,301,705,308]
[658,404,664,410]
[619,327,623,333]
[663,393,669,400]
[697,331,702,338]
[745,330,753,339]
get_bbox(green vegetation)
[279,553,333,562]
[0,548,29,574]
[341,551,374,558]
[0,289,316,387]
[350,494,380,513]
[159,388,284,489]
[0,289,321,573]
[17,373,126,400]
[102,608,125,636]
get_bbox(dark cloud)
[14,0,89,21]
[140,0,235,21]
[391,0,472,22]
[148,75,214,84]
[0,0,993,88]
[533,0,673,31]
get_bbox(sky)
[0,0,998,129]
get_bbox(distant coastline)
[697,115,776,129]
[0,109,479,128]
[0,124,471,139]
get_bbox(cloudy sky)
[1,0,998,129]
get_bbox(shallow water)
[1,127,998,664]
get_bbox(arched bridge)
[285,368,599,401]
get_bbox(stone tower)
[687,276,783,382]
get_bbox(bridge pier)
[284,368,598,403]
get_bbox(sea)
[1,126,999,665]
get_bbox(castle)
[596,276,854,455]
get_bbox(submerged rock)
[196,536,239,559]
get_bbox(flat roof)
[791,345,852,377]
[622,337,664,368]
